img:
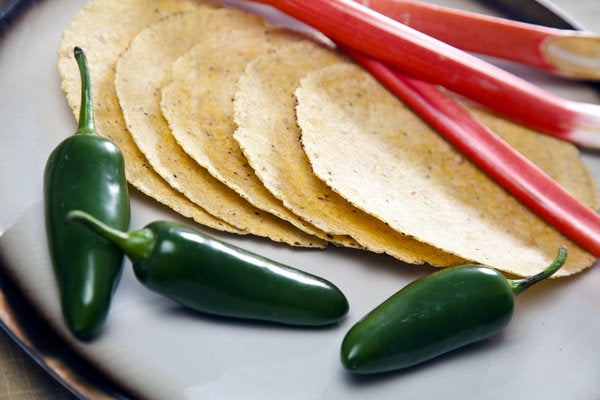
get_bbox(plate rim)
[0,0,595,399]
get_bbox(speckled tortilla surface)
[297,63,599,276]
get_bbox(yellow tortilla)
[297,63,599,276]
[233,40,463,266]
[160,25,344,245]
[115,7,325,247]
[57,0,237,232]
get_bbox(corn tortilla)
[233,40,463,266]
[115,8,325,247]
[297,63,599,276]
[160,25,344,245]
[57,0,237,232]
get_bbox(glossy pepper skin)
[341,247,567,374]
[65,210,349,326]
[44,48,130,339]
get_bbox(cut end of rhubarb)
[564,102,600,149]
[567,129,600,150]
[544,34,600,80]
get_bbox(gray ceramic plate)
[1,1,599,399]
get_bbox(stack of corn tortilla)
[57,0,599,277]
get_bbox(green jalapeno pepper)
[44,47,130,339]
[341,247,567,374]
[64,210,349,326]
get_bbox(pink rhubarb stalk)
[348,49,600,256]
[253,0,600,149]
[356,0,600,80]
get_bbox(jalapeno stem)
[65,210,154,264]
[73,47,97,136]
[508,246,567,297]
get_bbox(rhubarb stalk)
[253,0,600,149]
[356,0,600,81]
[347,49,600,256]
